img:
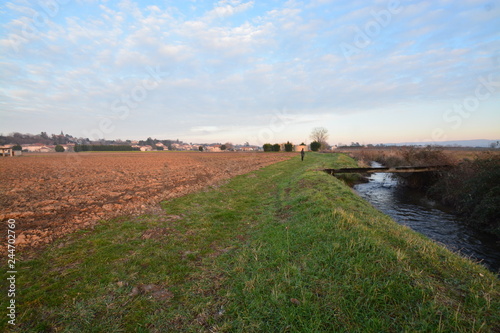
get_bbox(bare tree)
[310,127,329,149]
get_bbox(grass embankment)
[3,153,499,332]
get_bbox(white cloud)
[190,126,220,133]
[1,0,499,143]
[205,0,254,20]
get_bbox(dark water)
[353,162,500,274]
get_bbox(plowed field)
[0,151,295,251]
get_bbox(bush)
[263,143,273,152]
[74,144,139,152]
[272,144,281,152]
[347,146,454,168]
[310,141,321,151]
[55,145,65,152]
[12,144,22,151]
[399,146,453,166]
[429,154,500,235]
[284,141,294,152]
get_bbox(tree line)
[262,141,323,152]
[74,144,140,152]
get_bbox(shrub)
[429,154,500,235]
[272,144,281,152]
[284,141,294,152]
[55,145,65,152]
[310,141,321,151]
[74,144,139,152]
[263,143,273,152]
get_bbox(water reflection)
[353,162,500,274]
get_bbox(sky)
[0,0,499,146]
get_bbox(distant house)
[206,145,221,152]
[139,145,153,151]
[171,143,194,151]
[62,143,75,152]
[0,146,15,157]
[295,144,308,152]
[23,144,52,153]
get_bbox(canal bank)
[353,162,500,274]
[4,153,499,331]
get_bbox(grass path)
[3,153,499,332]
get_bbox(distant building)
[22,144,52,153]
[171,143,194,150]
[0,146,14,157]
[206,145,221,152]
[295,144,308,152]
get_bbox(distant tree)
[12,144,22,151]
[310,141,321,151]
[199,146,204,151]
[310,127,329,150]
[263,143,273,152]
[284,141,294,152]
[224,142,234,150]
[272,143,281,152]
[156,146,164,150]
[40,132,49,140]
[221,144,227,151]
[146,137,155,148]
[55,145,65,152]
[74,144,136,152]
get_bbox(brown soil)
[0,151,294,251]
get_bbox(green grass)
[2,153,499,332]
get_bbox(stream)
[352,162,500,274]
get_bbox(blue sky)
[1,0,499,146]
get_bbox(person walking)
[301,148,305,161]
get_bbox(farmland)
[0,151,295,252]
[2,152,498,332]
